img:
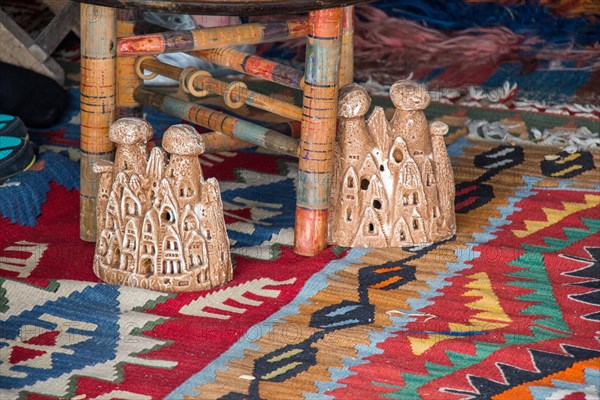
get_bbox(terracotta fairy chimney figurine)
[93,118,233,292]
[328,80,456,248]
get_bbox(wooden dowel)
[129,21,305,90]
[134,87,299,157]
[80,4,116,242]
[118,19,308,56]
[294,8,343,256]
[339,6,355,86]
[192,47,304,90]
[137,57,303,121]
[116,9,143,119]
[200,131,255,153]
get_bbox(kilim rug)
[1,86,599,398]
[1,1,599,398]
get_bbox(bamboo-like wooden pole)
[134,87,299,157]
[200,131,255,153]
[136,57,302,121]
[80,4,116,242]
[118,19,308,56]
[116,9,143,119]
[294,8,343,256]
[192,47,304,90]
[339,6,355,87]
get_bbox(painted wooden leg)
[80,4,116,241]
[339,6,355,87]
[116,9,143,119]
[294,8,343,256]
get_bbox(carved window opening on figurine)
[360,178,370,191]
[161,207,174,224]
[190,240,204,266]
[167,239,179,251]
[373,199,382,210]
[183,215,196,232]
[412,218,420,230]
[191,254,202,266]
[179,186,194,198]
[98,237,108,257]
[144,243,155,255]
[140,258,154,275]
[399,230,406,241]
[190,249,203,267]
[364,222,376,236]
[393,148,403,163]
[124,254,135,270]
[433,206,439,219]
[347,176,354,189]
[346,208,352,222]
[427,173,435,187]
[163,259,181,274]
[125,197,140,216]
[110,246,120,267]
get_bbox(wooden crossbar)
[192,47,304,90]
[137,57,302,121]
[118,19,308,56]
[134,87,300,157]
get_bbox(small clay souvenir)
[93,118,233,292]
[329,80,456,248]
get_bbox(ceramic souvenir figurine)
[93,118,233,292]
[329,80,456,248]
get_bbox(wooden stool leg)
[80,4,116,241]
[116,9,143,119]
[339,6,354,87]
[294,8,343,256]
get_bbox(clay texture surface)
[94,118,233,292]
[329,81,456,248]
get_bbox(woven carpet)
[1,87,599,398]
[1,1,600,399]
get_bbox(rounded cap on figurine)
[430,121,449,136]
[109,118,153,145]
[338,83,371,118]
[162,124,205,156]
[390,80,431,111]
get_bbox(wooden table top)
[76,0,373,15]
